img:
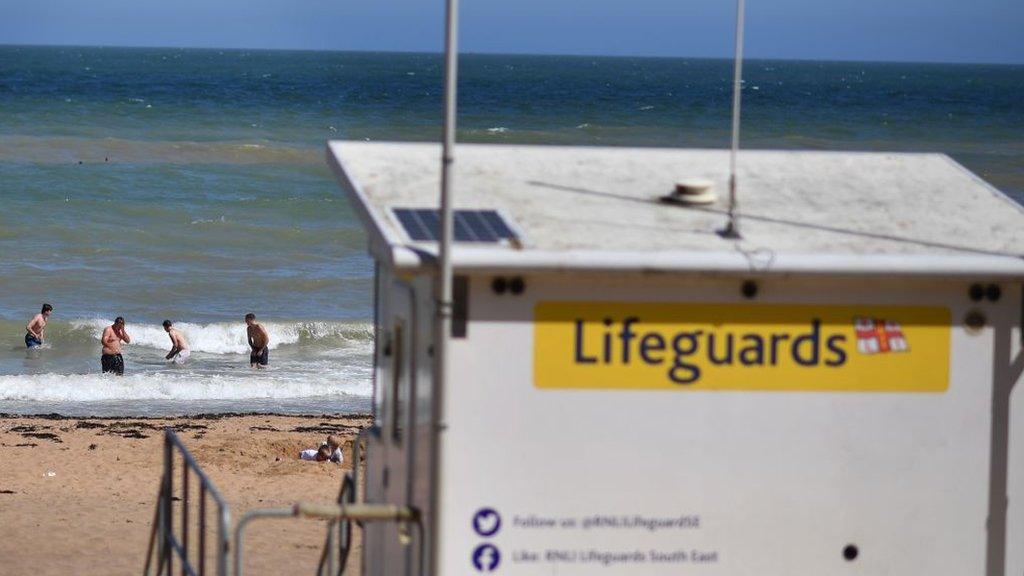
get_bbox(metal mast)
[437,0,458,332]
[721,0,746,239]
[430,0,460,569]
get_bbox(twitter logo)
[472,508,502,537]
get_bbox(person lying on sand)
[101,317,131,376]
[299,435,343,463]
[162,320,190,364]
[245,313,270,369]
[25,303,53,348]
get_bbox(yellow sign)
[534,302,950,392]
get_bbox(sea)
[0,45,1021,416]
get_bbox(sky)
[1,0,1022,64]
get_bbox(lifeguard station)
[324,141,1024,575]
[142,0,1024,573]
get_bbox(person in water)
[162,320,190,364]
[25,303,53,348]
[101,317,131,375]
[245,313,270,368]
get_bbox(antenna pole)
[438,0,458,317]
[431,0,459,571]
[722,0,745,239]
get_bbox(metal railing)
[144,428,232,576]
[235,502,419,576]
[315,474,355,576]
[142,425,412,576]
[228,425,422,576]
[315,427,373,576]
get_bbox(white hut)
[328,141,1024,575]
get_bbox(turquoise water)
[1,45,1021,414]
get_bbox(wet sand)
[0,413,370,576]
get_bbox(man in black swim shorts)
[245,313,271,369]
[25,303,53,348]
[100,317,131,376]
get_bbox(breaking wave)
[0,319,375,408]
[3,319,373,355]
[73,319,371,354]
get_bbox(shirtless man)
[100,317,131,376]
[245,313,270,368]
[25,303,53,348]
[162,320,190,364]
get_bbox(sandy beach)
[0,413,370,576]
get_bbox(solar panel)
[393,208,520,243]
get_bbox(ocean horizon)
[1,44,1021,415]
[6,43,1024,66]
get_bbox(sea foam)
[0,371,368,403]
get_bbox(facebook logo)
[472,543,501,572]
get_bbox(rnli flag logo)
[854,317,909,355]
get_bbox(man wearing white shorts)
[162,320,190,364]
